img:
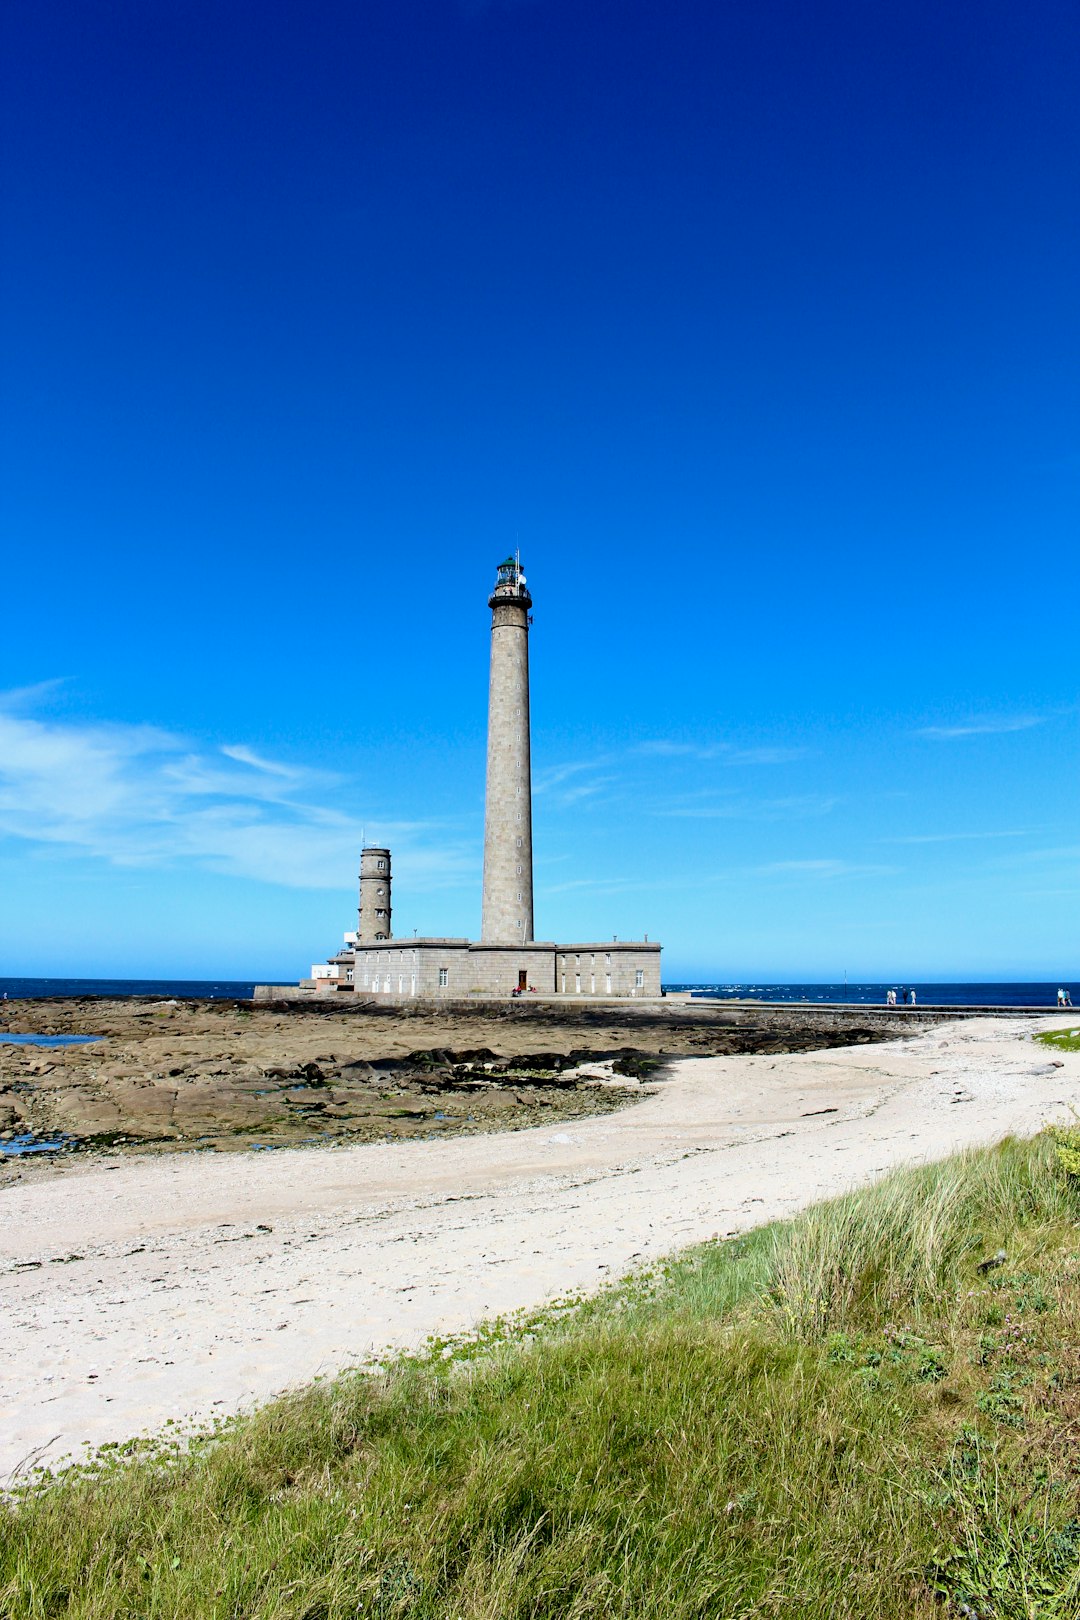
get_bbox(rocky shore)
[0,996,925,1178]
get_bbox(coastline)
[2,1011,1077,1485]
[0,995,941,1178]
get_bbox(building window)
[345,967,354,983]
[438,967,449,988]
[605,974,612,994]
[635,969,645,989]
[377,859,386,870]
[575,973,581,993]
[605,953,612,966]
[590,973,595,993]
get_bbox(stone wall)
[554,943,661,998]
[343,939,660,999]
[350,941,555,998]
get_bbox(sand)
[0,993,919,1170]
[2,1013,1077,1485]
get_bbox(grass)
[4,1136,1080,1618]
[1037,1028,1080,1053]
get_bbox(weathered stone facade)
[289,938,662,1001]
[357,847,391,942]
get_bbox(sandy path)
[2,1015,1077,1484]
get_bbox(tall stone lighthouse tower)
[481,555,534,943]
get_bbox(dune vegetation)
[1037,1027,1080,1054]
[4,1132,1080,1619]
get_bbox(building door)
[517,969,528,992]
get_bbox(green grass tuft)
[4,1135,1080,1617]
[1035,1028,1080,1052]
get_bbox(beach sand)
[2,1013,1077,1485]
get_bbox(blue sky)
[1,0,1077,983]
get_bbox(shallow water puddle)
[0,1034,102,1047]
[0,1132,78,1157]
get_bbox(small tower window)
[438,967,449,988]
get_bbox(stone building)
[259,557,661,1001]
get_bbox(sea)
[0,975,1075,1007]
[0,977,257,1000]
[666,982,1078,1008]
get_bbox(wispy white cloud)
[558,777,616,806]
[750,859,899,879]
[0,678,69,710]
[1006,844,1080,864]
[633,740,727,761]
[730,746,809,765]
[220,743,300,777]
[881,829,1030,845]
[657,793,838,821]
[916,715,1047,741]
[533,760,608,793]
[0,695,469,890]
[533,736,810,814]
[532,759,618,808]
[538,875,663,897]
[632,739,808,765]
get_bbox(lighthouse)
[481,555,534,943]
[268,553,663,1004]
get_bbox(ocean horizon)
[0,975,1076,1008]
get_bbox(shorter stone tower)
[358,847,392,942]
